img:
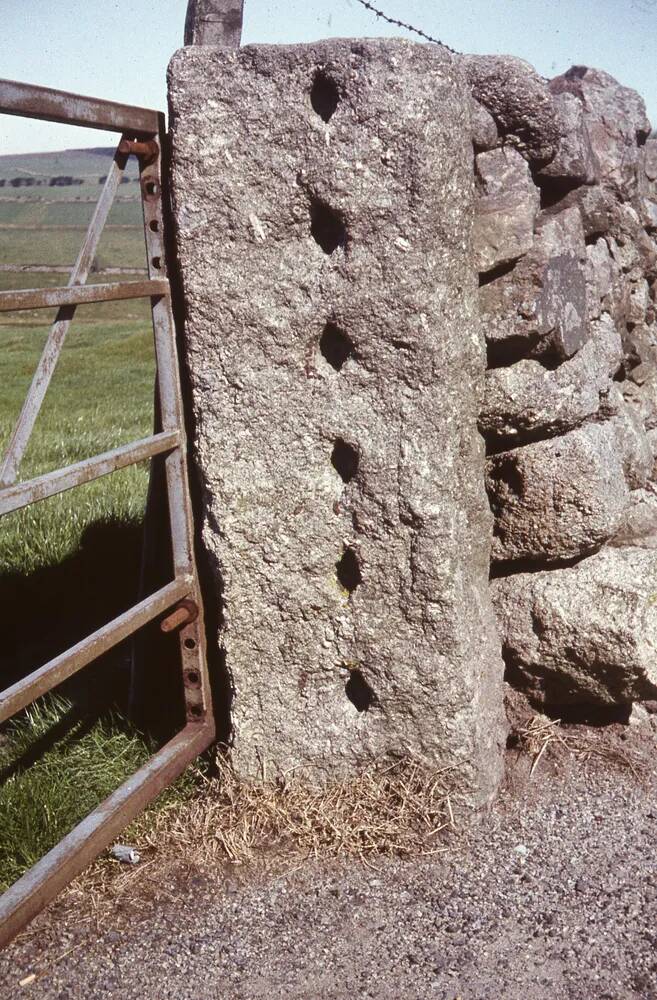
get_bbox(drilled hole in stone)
[345,669,376,713]
[337,547,362,594]
[310,70,340,122]
[319,322,354,371]
[310,198,347,254]
[331,439,359,483]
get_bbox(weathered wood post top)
[184,0,245,47]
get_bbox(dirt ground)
[1,717,656,1000]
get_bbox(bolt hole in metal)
[186,670,200,685]
[184,637,197,650]
[143,179,159,197]
[190,705,204,718]
[152,256,162,269]
[149,220,159,232]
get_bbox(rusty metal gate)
[0,80,215,947]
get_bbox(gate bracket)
[117,138,159,164]
[160,599,199,633]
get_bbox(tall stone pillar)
[168,39,506,809]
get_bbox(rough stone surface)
[544,183,620,241]
[623,363,657,431]
[612,395,654,488]
[169,39,505,804]
[536,90,598,186]
[627,276,651,327]
[481,207,589,362]
[637,195,657,231]
[533,252,589,359]
[474,147,540,273]
[470,98,499,151]
[610,486,657,549]
[549,66,651,199]
[480,315,622,442]
[487,419,637,565]
[624,321,657,372]
[471,58,657,709]
[606,204,657,279]
[643,136,657,185]
[534,205,587,259]
[492,547,657,705]
[463,54,562,166]
[638,136,657,226]
[584,237,620,321]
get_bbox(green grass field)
[0,147,172,890]
[0,313,154,574]
[0,225,146,269]
[0,146,145,268]
[0,199,142,227]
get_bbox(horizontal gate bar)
[0,721,215,950]
[0,576,193,725]
[0,279,169,313]
[0,78,161,135]
[0,431,180,516]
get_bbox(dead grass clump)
[516,714,644,777]
[24,753,458,941]
[135,753,457,871]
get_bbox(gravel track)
[1,724,656,1000]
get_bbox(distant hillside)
[0,148,140,188]
[0,147,144,272]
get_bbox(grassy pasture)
[0,224,146,269]
[0,698,154,892]
[0,199,143,227]
[0,147,179,890]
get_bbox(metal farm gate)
[0,80,215,946]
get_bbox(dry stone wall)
[470,60,657,710]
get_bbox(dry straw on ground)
[140,753,457,869]
[55,753,457,930]
[516,714,645,777]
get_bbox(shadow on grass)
[0,699,102,785]
[0,516,144,715]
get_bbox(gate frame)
[0,79,215,948]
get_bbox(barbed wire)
[351,0,461,55]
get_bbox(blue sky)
[1,0,656,154]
